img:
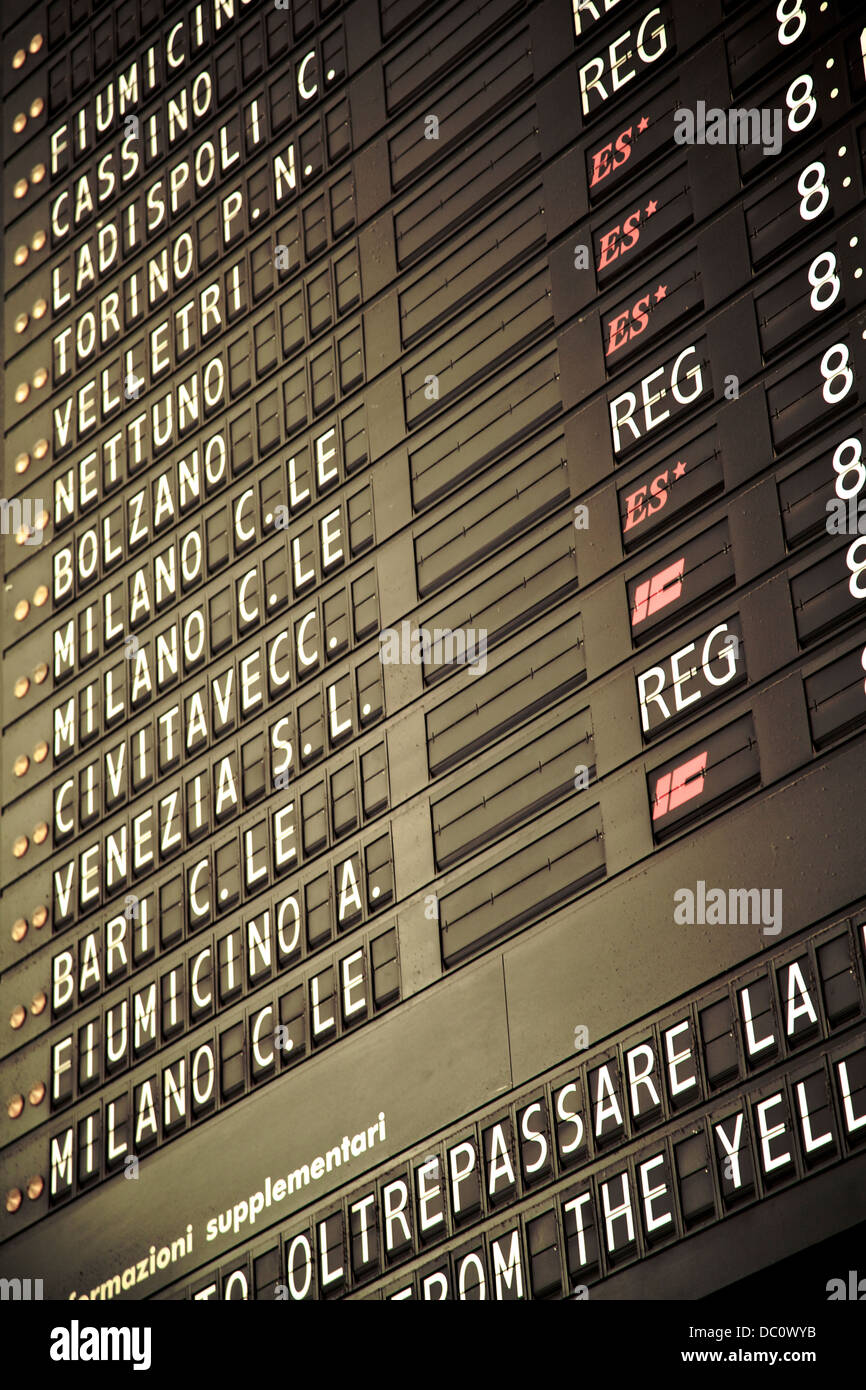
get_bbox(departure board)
[2,0,866,1331]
